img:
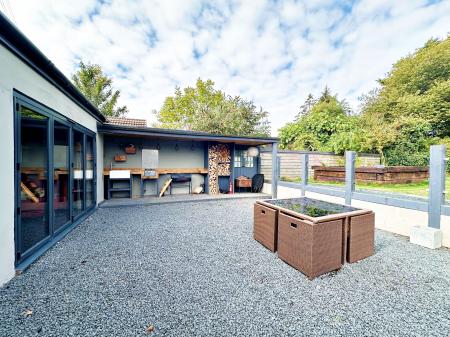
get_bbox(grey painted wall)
[104,136,207,196]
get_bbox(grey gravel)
[99,192,269,208]
[1,198,449,337]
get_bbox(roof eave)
[0,13,106,123]
[98,124,279,145]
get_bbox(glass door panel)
[54,122,70,230]
[85,136,94,209]
[73,130,84,217]
[19,106,50,253]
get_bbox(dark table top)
[262,197,360,218]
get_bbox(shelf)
[109,188,132,192]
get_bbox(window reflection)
[73,131,84,216]
[85,136,94,208]
[20,107,50,252]
[54,122,70,230]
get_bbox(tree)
[295,93,316,120]
[155,79,270,136]
[361,37,450,136]
[359,36,450,164]
[72,61,128,117]
[318,86,333,103]
[279,87,356,152]
[383,117,437,166]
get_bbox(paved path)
[1,198,449,337]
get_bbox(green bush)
[384,118,437,166]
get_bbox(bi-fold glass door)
[15,94,96,265]
[53,121,71,232]
[17,106,51,256]
[72,129,84,218]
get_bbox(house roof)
[105,117,147,127]
[0,13,106,123]
[98,124,279,145]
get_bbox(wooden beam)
[159,179,172,197]
[157,168,208,174]
[21,182,39,203]
[103,167,208,176]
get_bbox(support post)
[428,145,446,229]
[300,154,309,196]
[345,151,356,205]
[271,143,278,199]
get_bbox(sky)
[1,0,449,135]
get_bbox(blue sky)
[2,0,450,134]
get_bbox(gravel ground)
[99,192,269,208]
[1,198,449,337]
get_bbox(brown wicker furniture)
[253,203,278,252]
[278,212,343,279]
[254,198,375,279]
[347,212,375,263]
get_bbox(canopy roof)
[99,124,278,146]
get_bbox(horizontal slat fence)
[261,150,380,181]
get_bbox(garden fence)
[265,145,448,230]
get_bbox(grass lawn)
[281,174,450,199]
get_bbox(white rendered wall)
[262,183,450,248]
[0,45,100,285]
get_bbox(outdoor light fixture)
[247,146,259,157]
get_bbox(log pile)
[208,144,231,194]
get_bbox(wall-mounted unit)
[114,154,127,162]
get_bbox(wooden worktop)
[103,167,208,177]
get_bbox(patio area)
[1,198,449,336]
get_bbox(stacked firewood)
[208,144,231,194]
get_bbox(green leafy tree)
[72,61,128,117]
[318,86,333,103]
[279,88,355,152]
[295,93,316,120]
[383,117,438,166]
[359,36,450,164]
[155,79,270,136]
[361,37,450,135]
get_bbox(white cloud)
[3,0,450,135]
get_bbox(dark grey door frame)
[13,91,96,266]
[14,95,53,263]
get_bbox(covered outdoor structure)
[99,123,279,199]
[0,12,281,285]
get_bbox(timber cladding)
[313,166,429,184]
[208,144,231,195]
[260,151,381,180]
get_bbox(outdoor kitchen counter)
[103,167,208,178]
